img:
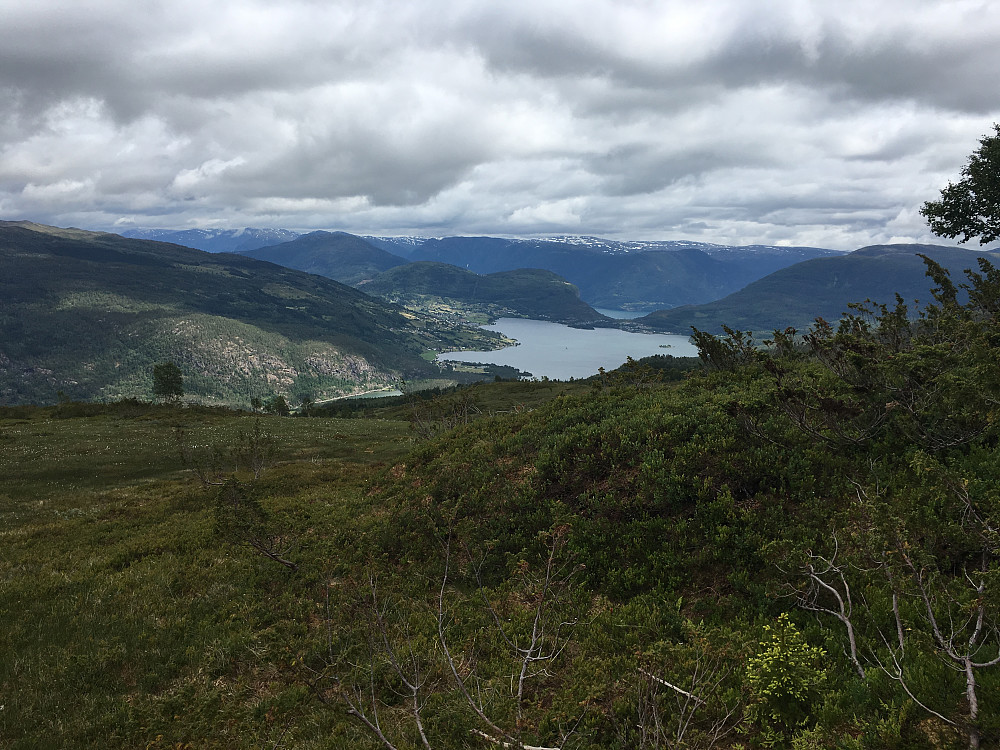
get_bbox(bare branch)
[787,537,866,679]
[872,631,957,728]
[638,668,705,706]
[469,728,561,750]
[438,539,526,747]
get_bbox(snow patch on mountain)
[119,227,301,253]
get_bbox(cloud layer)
[3,0,999,249]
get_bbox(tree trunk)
[965,658,980,750]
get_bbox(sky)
[2,0,999,251]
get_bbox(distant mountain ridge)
[641,244,1000,334]
[396,236,841,310]
[370,234,834,258]
[120,227,301,253]
[123,228,841,312]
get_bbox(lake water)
[346,389,404,399]
[438,318,698,380]
[591,308,647,320]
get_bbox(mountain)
[0,222,503,405]
[371,234,836,260]
[119,230,842,312]
[401,236,841,311]
[120,227,301,253]
[238,231,409,286]
[363,235,426,257]
[361,262,607,325]
[641,243,1000,334]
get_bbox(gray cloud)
[1,0,999,249]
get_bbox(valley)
[0,222,506,407]
[6,217,1000,748]
[7,220,997,409]
[6,4,1000,747]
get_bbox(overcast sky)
[2,0,999,250]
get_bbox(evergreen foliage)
[745,614,828,744]
[264,394,291,416]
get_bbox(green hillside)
[0,222,503,406]
[642,243,1000,334]
[361,261,608,324]
[238,231,408,286]
[7,257,1000,747]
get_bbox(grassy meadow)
[1,382,596,749]
[0,402,417,749]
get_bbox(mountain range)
[0,222,503,405]
[9,220,1000,406]
[641,243,1000,334]
[354,234,842,311]
[123,227,842,312]
[234,231,605,324]
[154,226,1000,339]
[120,226,301,253]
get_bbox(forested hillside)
[0,222,502,405]
[642,243,1000,334]
[361,262,607,325]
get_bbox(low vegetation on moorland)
[5,256,1000,749]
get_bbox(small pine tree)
[745,613,828,744]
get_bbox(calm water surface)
[591,308,648,320]
[438,318,697,380]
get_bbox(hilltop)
[7,259,1000,747]
[238,230,409,286]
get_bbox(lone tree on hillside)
[297,393,314,416]
[264,394,290,416]
[921,123,1000,245]
[152,361,184,402]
